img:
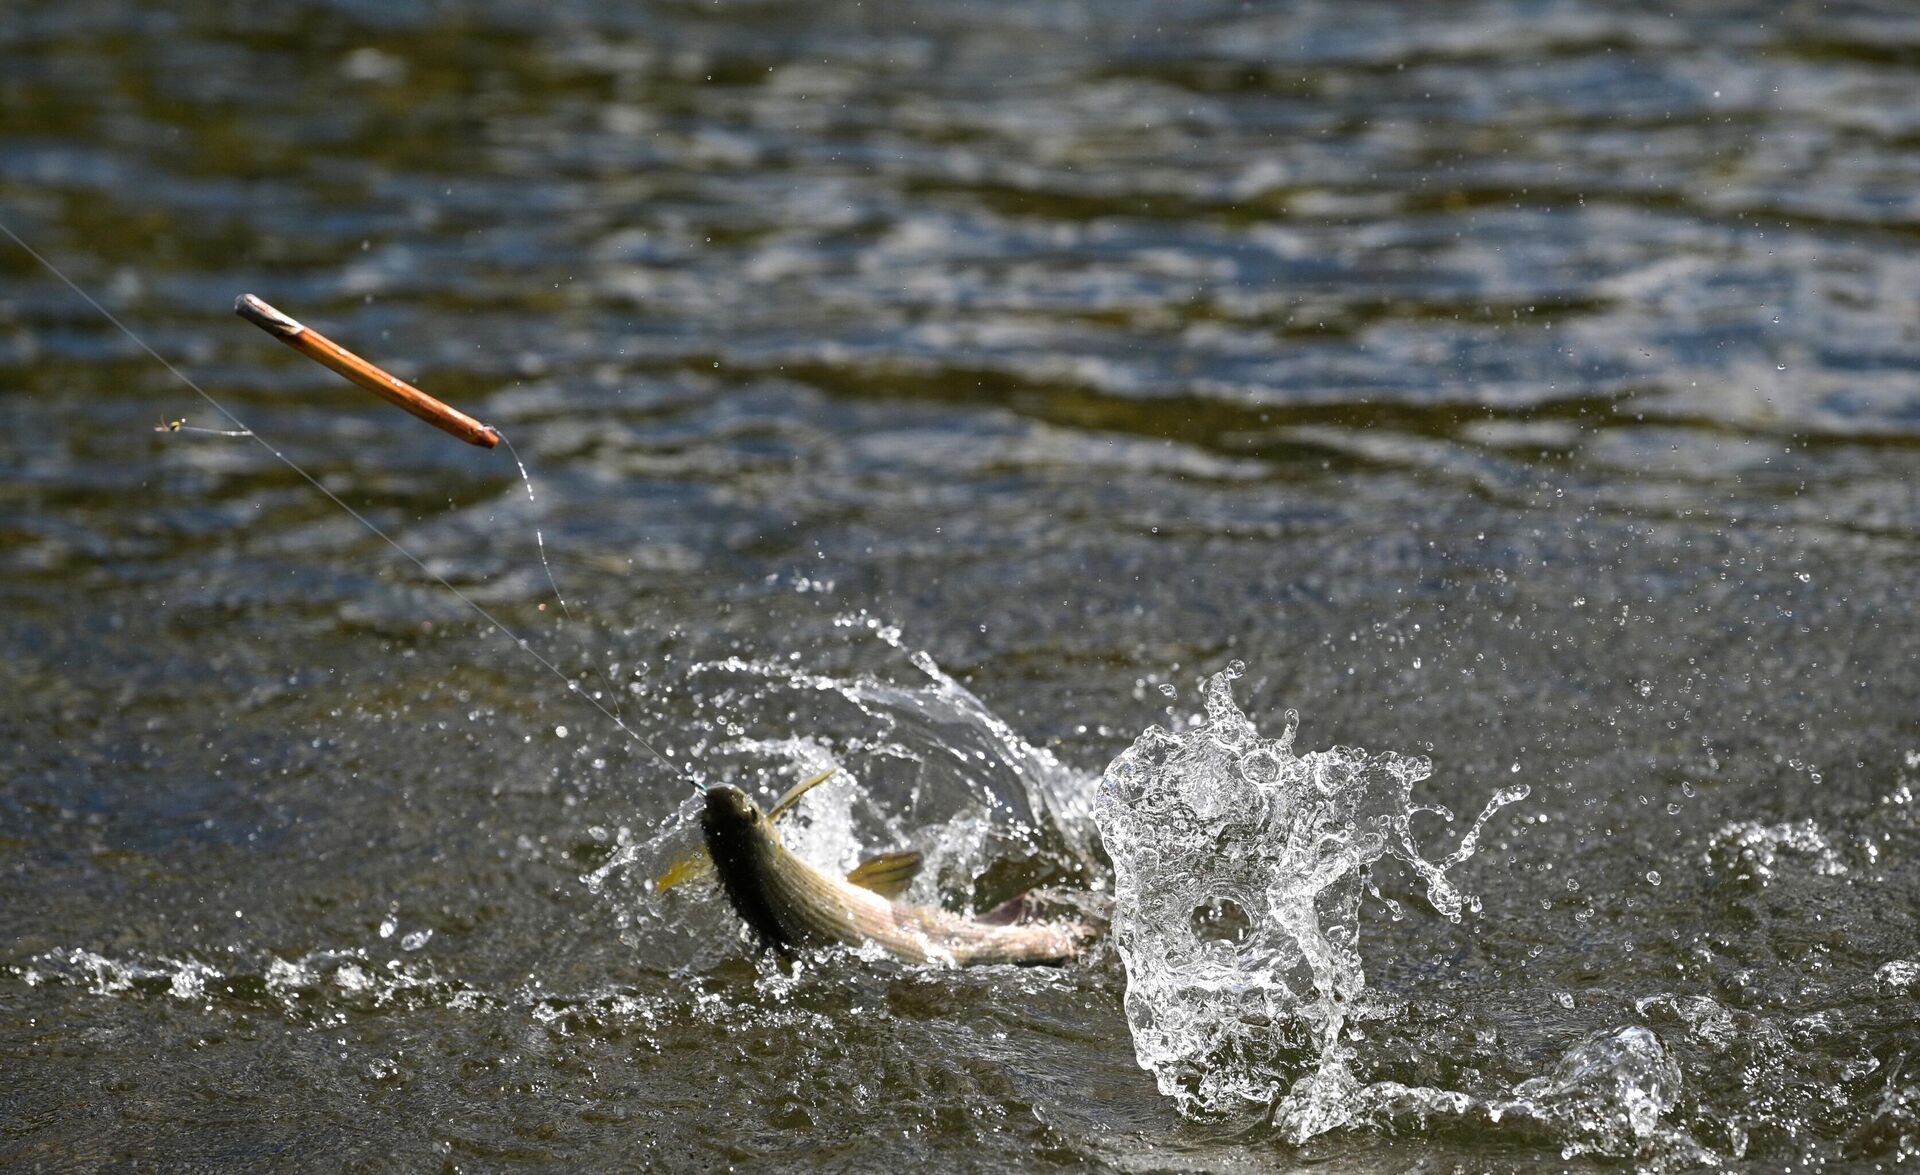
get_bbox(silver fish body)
[699,785,1092,966]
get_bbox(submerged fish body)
[697,784,1093,966]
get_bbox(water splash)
[1094,663,1527,1140]
[15,946,491,1018]
[1357,1026,1712,1168]
[590,647,1099,962]
[1703,818,1848,889]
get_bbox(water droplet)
[555,725,569,738]
[1646,871,1662,886]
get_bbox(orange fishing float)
[234,293,500,448]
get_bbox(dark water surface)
[4,1,1919,1169]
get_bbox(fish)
[681,777,1096,966]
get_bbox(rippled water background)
[5,1,1919,1169]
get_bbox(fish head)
[699,784,794,949]
[701,784,769,846]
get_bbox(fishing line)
[156,417,254,437]
[0,218,705,792]
[497,432,573,623]
[495,430,639,748]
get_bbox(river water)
[3,1,1918,1169]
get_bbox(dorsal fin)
[655,767,842,892]
[846,850,922,899]
[767,767,839,822]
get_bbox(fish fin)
[976,891,1042,926]
[654,847,713,892]
[767,767,840,823]
[846,850,922,899]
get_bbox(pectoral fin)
[846,850,922,899]
[654,847,712,892]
